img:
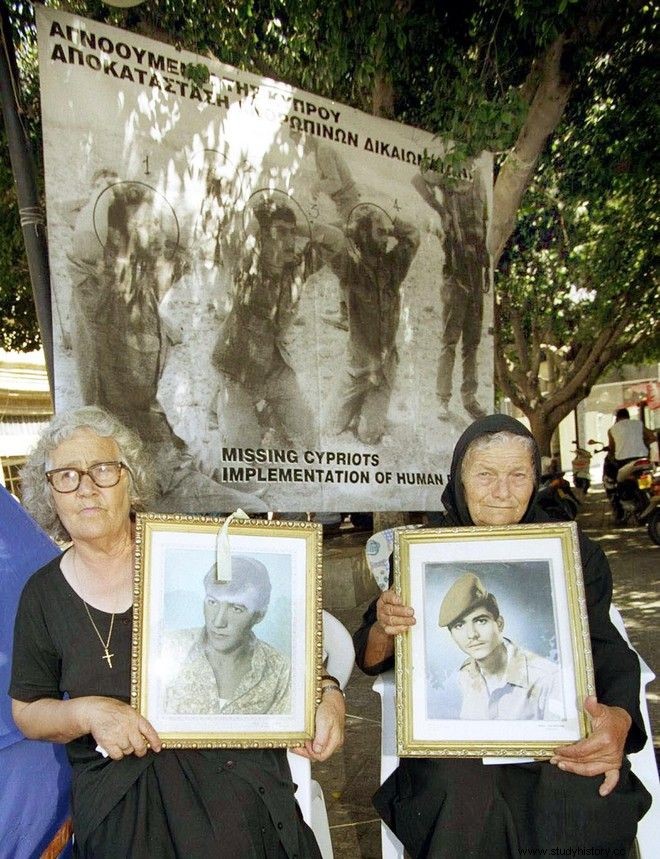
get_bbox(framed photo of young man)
[132,513,323,747]
[394,521,595,757]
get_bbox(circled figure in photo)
[67,175,265,513]
[316,203,420,445]
[434,572,564,721]
[212,190,318,449]
[164,555,291,715]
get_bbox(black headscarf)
[440,414,543,526]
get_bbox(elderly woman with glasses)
[9,406,345,859]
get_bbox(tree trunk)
[490,35,573,265]
[372,71,395,118]
[513,319,637,455]
[528,410,555,457]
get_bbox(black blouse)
[10,554,319,857]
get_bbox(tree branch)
[490,35,573,264]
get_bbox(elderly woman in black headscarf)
[353,414,651,859]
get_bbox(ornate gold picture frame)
[132,513,323,748]
[395,521,594,758]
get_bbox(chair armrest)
[373,671,399,783]
[322,610,355,691]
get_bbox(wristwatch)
[320,673,346,698]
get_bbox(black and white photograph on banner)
[36,5,494,513]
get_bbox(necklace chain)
[72,549,128,669]
[82,600,115,668]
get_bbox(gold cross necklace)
[72,550,126,669]
[84,601,115,668]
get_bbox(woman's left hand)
[291,689,345,763]
[550,695,632,796]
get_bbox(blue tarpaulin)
[0,486,72,858]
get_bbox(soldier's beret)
[438,572,489,628]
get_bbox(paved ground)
[312,488,659,858]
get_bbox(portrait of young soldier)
[435,572,564,721]
[164,555,290,716]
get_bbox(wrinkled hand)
[550,696,631,796]
[82,696,162,761]
[292,690,345,763]
[376,588,416,637]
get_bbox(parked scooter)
[639,464,660,545]
[537,458,580,521]
[571,444,593,494]
[590,441,655,526]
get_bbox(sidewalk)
[313,489,659,858]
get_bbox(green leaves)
[2,0,657,364]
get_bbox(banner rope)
[19,205,46,228]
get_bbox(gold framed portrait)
[394,521,594,758]
[131,513,323,748]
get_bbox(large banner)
[36,6,494,513]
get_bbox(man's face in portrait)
[365,211,391,257]
[449,606,504,661]
[203,587,262,654]
[260,216,298,272]
[462,439,535,526]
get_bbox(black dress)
[9,554,321,859]
[353,414,652,859]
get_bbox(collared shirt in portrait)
[457,638,564,721]
[164,628,291,715]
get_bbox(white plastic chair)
[372,670,405,859]
[373,606,658,859]
[608,606,659,859]
[288,609,355,859]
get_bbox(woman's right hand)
[81,696,162,760]
[375,588,416,637]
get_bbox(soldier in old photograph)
[432,572,564,721]
[212,195,318,449]
[317,205,420,445]
[66,175,266,513]
[164,555,291,716]
[413,166,490,421]
[289,129,362,331]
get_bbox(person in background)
[607,407,655,467]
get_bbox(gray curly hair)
[20,406,156,542]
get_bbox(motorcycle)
[639,464,660,545]
[537,463,581,521]
[612,457,655,525]
[588,441,655,526]
[571,444,593,494]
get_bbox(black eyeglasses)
[45,461,129,493]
